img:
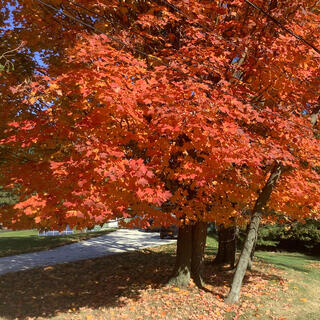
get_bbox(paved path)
[0,229,175,275]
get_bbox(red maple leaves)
[0,0,319,230]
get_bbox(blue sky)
[1,1,47,68]
[1,1,19,29]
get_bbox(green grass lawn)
[250,251,320,320]
[0,235,319,320]
[0,229,115,257]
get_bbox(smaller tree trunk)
[212,224,226,265]
[226,212,261,304]
[226,164,282,304]
[247,232,257,271]
[213,224,237,269]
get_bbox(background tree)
[213,223,238,269]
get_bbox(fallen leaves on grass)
[0,244,290,320]
[307,262,320,269]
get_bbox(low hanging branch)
[225,163,283,304]
[0,42,24,73]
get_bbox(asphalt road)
[0,229,176,275]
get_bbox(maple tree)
[1,0,320,301]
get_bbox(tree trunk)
[247,232,257,271]
[169,224,193,287]
[213,224,237,268]
[169,221,207,287]
[212,224,227,265]
[244,222,257,271]
[225,164,282,304]
[191,221,207,287]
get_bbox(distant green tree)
[257,220,320,254]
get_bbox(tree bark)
[169,224,193,287]
[225,164,282,304]
[247,231,257,271]
[169,221,207,287]
[244,222,258,271]
[212,224,227,265]
[191,221,207,287]
[213,224,237,268]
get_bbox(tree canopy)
[0,0,319,231]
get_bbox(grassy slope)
[0,229,115,257]
[0,235,319,320]
[250,251,320,320]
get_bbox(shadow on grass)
[0,247,176,320]
[0,236,72,257]
[202,262,284,299]
[0,242,286,320]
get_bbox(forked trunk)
[169,221,207,287]
[191,221,207,287]
[169,224,193,287]
[226,164,282,304]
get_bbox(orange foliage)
[0,0,319,230]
